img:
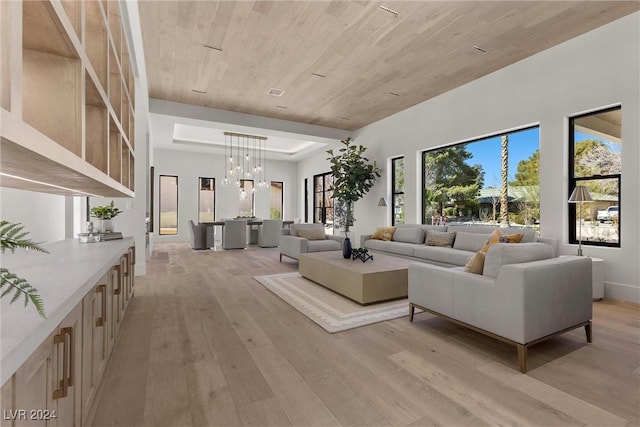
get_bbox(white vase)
[98,219,113,233]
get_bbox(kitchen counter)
[1,237,134,385]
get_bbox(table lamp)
[568,185,593,256]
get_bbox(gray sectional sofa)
[360,224,555,267]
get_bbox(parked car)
[597,206,619,223]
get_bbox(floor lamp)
[568,185,593,256]
[378,197,388,226]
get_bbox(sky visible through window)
[465,127,539,188]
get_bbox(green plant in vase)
[327,137,382,258]
[0,221,49,317]
[91,201,122,233]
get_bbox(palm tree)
[500,135,510,225]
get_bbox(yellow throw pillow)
[479,229,502,253]
[466,230,524,274]
[500,233,524,243]
[372,226,396,241]
[464,251,486,274]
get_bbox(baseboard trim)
[605,281,640,304]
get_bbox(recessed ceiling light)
[203,44,223,52]
[379,5,399,16]
[473,45,487,53]
[268,88,285,96]
[275,105,287,109]
[311,73,326,78]
[389,92,400,96]
[192,89,207,94]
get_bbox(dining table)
[201,219,294,245]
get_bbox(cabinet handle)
[113,265,121,295]
[96,284,106,327]
[52,327,72,399]
[123,254,129,278]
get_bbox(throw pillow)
[372,226,396,241]
[499,233,524,243]
[464,251,485,274]
[425,230,456,247]
[466,229,525,274]
[296,228,326,240]
[479,228,502,253]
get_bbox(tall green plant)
[327,137,382,232]
[0,221,49,317]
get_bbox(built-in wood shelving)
[0,0,135,197]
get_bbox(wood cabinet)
[1,245,134,427]
[9,303,82,427]
[0,0,135,198]
[81,273,110,426]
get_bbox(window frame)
[568,105,621,248]
[313,172,333,225]
[391,156,404,225]
[159,174,178,235]
[270,181,284,219]
[198,177,215,223]
[421,125,539,225]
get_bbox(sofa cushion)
[425,230,456,247]
[296,228,327,240]
[392,226,425,244]
[482,242,555,278]
[364,240,416,257]
[290,223,325,237]
[413,246,474,266]
[372,226,396,241]
[307,239,342,253]
[453,231,490,252]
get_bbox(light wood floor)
[92,243,640,427]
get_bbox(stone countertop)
[1,237,134,385]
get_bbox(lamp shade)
[378,197,388,207]
[568,185,593,202]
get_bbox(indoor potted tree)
[91,200,123,233]
[327,137,382,258]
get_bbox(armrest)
[360,234,372,247]
[279,234,308,259]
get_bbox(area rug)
[253,272,412,333]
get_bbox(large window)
[198,177,215,222]
[422,126,540,226]
[569,106,621,247]
[159,175,178,235]
[392,157,404,225]
[270,181,283,219]
[313,172,334,232]
[239,179,254,217]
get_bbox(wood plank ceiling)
[139,1,639,131]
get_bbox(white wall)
[297,13,640,302]
[153,149,298,243]
[0,187,66,243]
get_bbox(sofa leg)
[517,344,527,373]
[585,321,592,343]
[409,303,415,322]
[279,253,282,262]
